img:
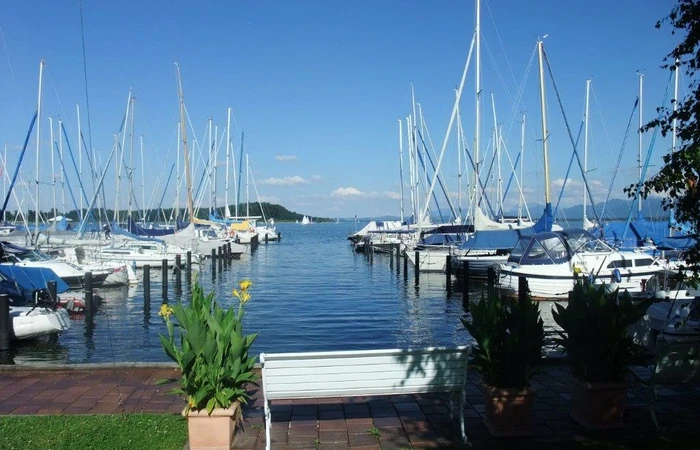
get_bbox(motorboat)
[0,265,71,340]
[497,228,667,300]
[1,241,111,289]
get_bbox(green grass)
[0,414,187,450]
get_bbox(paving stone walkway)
[1,363,698,449]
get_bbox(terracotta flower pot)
[483,385,536,437]
[183,403,239,450]
[571,379,627,429]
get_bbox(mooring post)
[227,242,232,260]
[518,276,528,308]
[446,255,452,290]
[0,294,10,351]
[265,233,269,244]
[211,248,216,274]
[396,245,401,271]
[47,280,57,305]
[389,244,394,269]
[186,251,192,284]
[414,251,420,285]
[462,261,470,296]
[218,246,223,271]
[84,271,93,313]
[143,264,151,306]
[161,259,168,300]
[403,251,408,278]
[487,267,496,298]
[175,254,182,294]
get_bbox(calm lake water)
[5,222,562,365]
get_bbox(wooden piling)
[0,294,10,351]
[84,272,93,313]
[211,248,216,274]
[396,245,401,271]
[217,246,223,271]
[175,254,182,294]
[414,251,420,285]
[143,264,151,305]
[403,251,408,278]
[446,255,452,286]
[47,280,57,305]
[161,259,168,300]
[186,251,192,284]
[461,261,470,297]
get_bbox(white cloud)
[311,175,323,181]
[275,155,297,162]
[332,187,365,197]
[331,187,400,200]
[259,176,309,186]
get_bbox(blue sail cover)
[127,216,175,237]
[0,265,69,306]
[111,221,165,243]
[532,203,554,233]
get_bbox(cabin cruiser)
[497,228,667,300]
[0,241,112,289]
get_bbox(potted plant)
[461,284,544,437]
[552,280,651,429]
[157,279,258,450]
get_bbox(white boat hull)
[10,307,70,340]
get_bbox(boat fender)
[611,268,622,284]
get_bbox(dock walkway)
[0,363,698,449]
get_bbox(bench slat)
[263,359,466,376]
[266,383,463,400]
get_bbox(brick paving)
[0,363,699,449]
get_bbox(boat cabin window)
[507,237,531,263]
[520,235,570,265]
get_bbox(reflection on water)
[3,223,566,365]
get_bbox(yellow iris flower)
[159,304,174,318]
[232,280,253,304]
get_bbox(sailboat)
[301,215,311,225]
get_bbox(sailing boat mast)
[225,107,231,218]
[537,39,551,206]
[140,136,145,222]
[637,73,643,214]
[583,78,591,223]
[34,60,44,242]
[410,84,420,223]
[474,0,481,227]
[398,119,405,223]
[175,63,194,221]
[670,59,680,237]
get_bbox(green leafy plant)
[461,287,544,388]
[157,279,258,414]
[368,426,380,439]
[552,280,652,383]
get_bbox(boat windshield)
[564,230,611,254]
[507,237,531,263]
[15,250,52,262]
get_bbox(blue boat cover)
[127,217,175,237]
[457,228,536,251]
[0,265,69,294]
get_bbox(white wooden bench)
[630,333,700,431]
[260,346,471,450]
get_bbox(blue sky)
[0,1,683,220]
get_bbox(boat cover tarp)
[127,217,175,237]
[0,265,69,295]
[457,228,536,251]
[111,221,165,244]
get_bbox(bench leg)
[265,400,272,450]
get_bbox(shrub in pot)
[157,279,258,450]
[552,280,652,429]
[461,285,544,436]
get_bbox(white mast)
[670,59,680,237]
[76,103,83,221]
[245,153,250,217]
[140,135,145,222]
[410,85,420,223]
[638,73,644,214]
[519,114,525,221]
[537,39,551,205]
[114,89,132,224]
[583,78,591,223]
[34,60,45,241]
[491,93,502,220]
[456,88,463,221]
[213,124,218,214]
[208,118,213,215]
[398,119,405,223]
[474,0,481,227]
[175,121,181,221]
[175,63,194,222]
[225,107,231,218]
[406,116,416,222]
[3,144,7,222]
[59,119,65,216]
[128,97,135,219]
[49,117,56,221]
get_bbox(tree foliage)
[627,0,700,273]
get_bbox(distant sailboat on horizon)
[301,215,311,225]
